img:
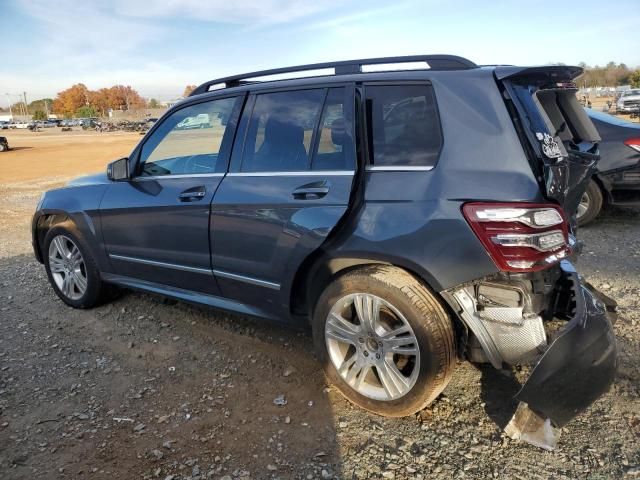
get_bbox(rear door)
[210,85,356,318]
[496,66,601,226]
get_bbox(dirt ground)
[0,129,639,479]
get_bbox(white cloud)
[16,0,162,63]
[5,0,356,98]
[112,0,343,25]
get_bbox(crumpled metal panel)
[450,287,547,366]
[480,311,547,364]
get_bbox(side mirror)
[107,157,130,181]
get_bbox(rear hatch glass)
[495,66,601,226]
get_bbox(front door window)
[139,97,240,176]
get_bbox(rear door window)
[364,84,442,168]
[241,89,325,172]
[312,87,355,171]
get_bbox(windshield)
[623,89,640,96]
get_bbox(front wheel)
[44,227,107,308]
[312,265,456,417]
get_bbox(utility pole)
[5,94,12,118]
[23,92,28,117]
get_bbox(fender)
[32,183,111,272]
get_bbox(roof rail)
[190,54,477,96]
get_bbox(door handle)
[292,181,330,200]
[178,186,206,201]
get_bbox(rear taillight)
[462,203,570,272]
[624,138,640,153]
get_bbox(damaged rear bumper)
[514,261,617,428]
[444,260,617,446]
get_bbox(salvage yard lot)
[0,129,639,479]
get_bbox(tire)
[577,179,603,227]
[43,227,106,308]
[0,143,6,152]
[312,265,456,417]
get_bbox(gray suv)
[32,55,617,447]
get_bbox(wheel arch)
[33,212,73,263]
[591,173,613,205]
[289,251,441,319]
[33,210,107,271]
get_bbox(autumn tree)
[52,83,148,117]
[183,85,196,97]
[89,88,112,116]
[105,85,146,111]
[52,84,90,117]
[631,70,640,88]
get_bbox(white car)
[15,121,31,129]
[617,89,640,113]
[176,113,211,129]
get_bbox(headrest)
[330,118,346,146]
[264,117,304,144]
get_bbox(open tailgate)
[495,66,601,227]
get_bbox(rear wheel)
[0,143,6,152]
[577,179,603,226]
[312,265,456,417]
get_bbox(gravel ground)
[0,180,638,479]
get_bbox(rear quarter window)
[364,84,442,168]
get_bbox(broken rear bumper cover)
[444,260,617,441]
[515,261,617,428]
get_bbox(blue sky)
[1,0,639,102]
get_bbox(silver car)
[617,88,640,113]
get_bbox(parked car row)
[1,120,59,129]
[0,117,156,132]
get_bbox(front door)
[100,95,243,295]
[210,86,356,317]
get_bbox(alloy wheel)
[48,235,88,300]
[577,192,591,219]
[325,293,420,401]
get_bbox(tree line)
[1,85,165,119]
[51,83,148,118]
[576,61,640,88]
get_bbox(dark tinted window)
[241,89,325,172]
[313,88,355,170]
[139,97,239,176]
[365,85,441,167]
